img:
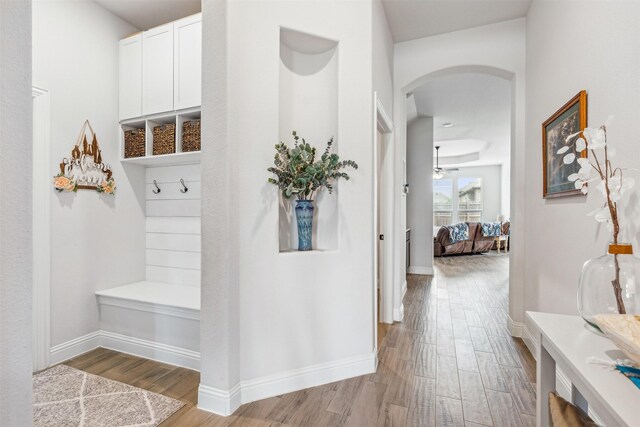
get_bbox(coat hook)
[152,180,161,194]
[180,178,189,193]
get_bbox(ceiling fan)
[433,146,459,180]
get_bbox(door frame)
[373,92,394,353]
[32,86,51,371]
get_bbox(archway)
[392,63,526,337]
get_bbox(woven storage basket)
[152,124,176,155]
[124,129,145,158]
[182,120,201,152]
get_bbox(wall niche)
[278,28,339,252]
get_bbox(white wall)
[32,1,145,347]
[524,2,640,325]
[447,165,504,223]
[232,0,374,381]
[394,19,526,327]
[200,0,241,415]
[373,0,394,114]
[501,161,511,218]
[200,0,377,413]
[0,1,33,424]
[407,116,433,273]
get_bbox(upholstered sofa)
[434,221,510,257]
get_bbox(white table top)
[527,311,640,426]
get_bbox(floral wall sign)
[53,120,116,195]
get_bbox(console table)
[527,311,640,427]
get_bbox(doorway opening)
[374,94,393,352]
[404,70,512,285]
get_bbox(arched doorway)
[392,64,526,336]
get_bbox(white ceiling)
[93,0,201,30]
[382,0,531,42]
[410,73,510,167]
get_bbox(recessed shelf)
[121,151,200,166]
[278,28,339,252]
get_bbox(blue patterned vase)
[295,200,314,251]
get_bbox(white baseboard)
[402,279,408,298]
[49,330,200,371]
[49,331,101,365]
[198,383,242,416]
[408,266,434,275]
[240,352,376,405]
[521,321,538,358]
[100,331,200,371]
[393,304,404,322]
[507,316,524,338]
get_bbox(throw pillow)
[482,222,502,237]
[447,223,469,243]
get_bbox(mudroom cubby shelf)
[120,109,201,166]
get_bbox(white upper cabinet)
[119,34,142,121]
[120,14,202,121]
[174,14,202,110]
[142,23,174,116]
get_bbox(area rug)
[33,364,184,426]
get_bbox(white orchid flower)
[583,127,606,149]
[564,131,581,143]
[595,180,608,198]
[587,206,610,224]
[576,158,591,180]
[557,146,570,155]
[608,175,635,203]
[575,137,587,152]
[563,153,576,164]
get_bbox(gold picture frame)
[542,90,588,198]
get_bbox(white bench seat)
[96,281,200,312]
[95,281,200,370]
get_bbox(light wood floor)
[65,253,535,426]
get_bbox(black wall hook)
[152,180,161,194]
[180,179,189,193]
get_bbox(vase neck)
[608,243,633,255]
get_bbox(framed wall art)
[542,90,587,198]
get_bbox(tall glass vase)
[578,243,640,331]
[295,200,314,251]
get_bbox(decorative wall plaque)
[53,120,116,195]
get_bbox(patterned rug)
[33,365,184,426]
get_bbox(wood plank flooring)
[65,253,535,426]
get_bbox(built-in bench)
[96,281,200,370]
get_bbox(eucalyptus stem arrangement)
[268,131,358,200]
[560,122,635,314]
[267,131,358,251]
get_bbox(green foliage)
[267,131,358,200]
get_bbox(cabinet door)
[142,23,174,115]
[119,34,142,121]
[174,14,202,110]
